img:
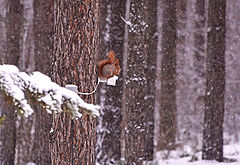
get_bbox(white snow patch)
[0,65,100,118]
[154,143,240,165]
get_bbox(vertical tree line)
[202,0,226,161]
[96,0,125,164]
[121,0,157,164]
[51,0,99,164]
[157,0,177,151]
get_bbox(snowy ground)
[153,143,240,165]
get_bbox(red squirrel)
[98,51,121,79]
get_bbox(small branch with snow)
[0,65,100,118]
[120,15,132,26]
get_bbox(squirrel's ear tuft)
[108,51,116,63]
[108,51,115,58]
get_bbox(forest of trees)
[0,0,240,165]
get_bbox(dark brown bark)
[158,0,177,150]
[123,0,157,164]
[202,0,226,162]
[96,0,125,164]
[51,0,99,164]
[34,0,54,76]
[31,1,54,164]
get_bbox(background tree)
[31,0,54,164]
[96,0,125,164]
[50,0,99,164]
[0,0,7,62]
[175,0,206,153]
[14,0,36,164]
[122,0,157,163]
[157,0,177,150]
[0,0,22,164]
[224,0,240,143]
[0,0,54,164]
[202,0,226,161]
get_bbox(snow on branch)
[0,65,100,118]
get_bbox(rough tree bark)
[202,0,226,162]
[96,0,125,164]
[51,0,99,164]
[122,0,157,164]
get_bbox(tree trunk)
[18,0,35,72]
[158,0,177,150]
[174,0,187,149]
[51,0,99,164]
[202,0,226,162]
[30,1,54,164]
[122,0,157,164]
[0,92,16,165]
[174,0,206,152]
[194,0,206,77]
[96,0,125,164]
[34,0,54,76]
[0,0,7,63]
[224,0,240,143]
[14,1,38,164]
[0,0,22,164]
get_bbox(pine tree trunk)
[0,0,22,164]
[224,0,240,143]
[30,1,53,164]
[96,0,125,164]
[194,0,206,77]
[14,1,38,164]
[51,0,99,164]
[158,0,177,150]
[0,0,7,63]
[0,93,16,165]
[202,0,226,162]
[122,0,157,164]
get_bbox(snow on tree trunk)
[202,0,226,162]
[122,0,157,164]
[51,0,99,164]
[96,0,125,164]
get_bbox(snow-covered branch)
[0,65,100,118]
